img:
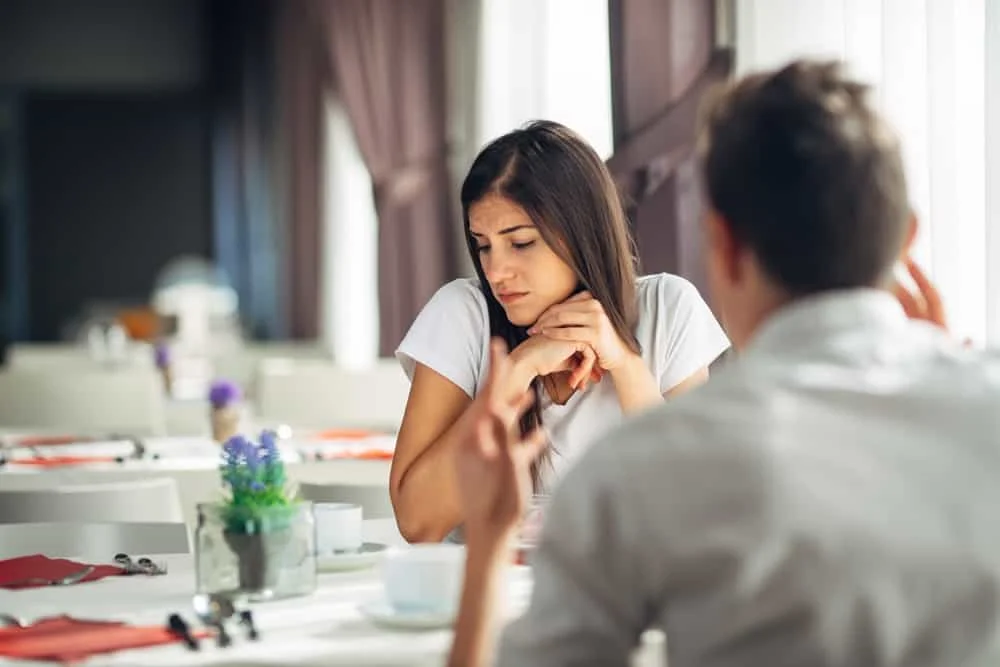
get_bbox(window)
[738,0,994,343]
[478,0,614,158]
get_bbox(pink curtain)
[309,0,458,356]
[276,0,327,339]
[607,0,732,300]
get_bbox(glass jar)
[195,502,316,602]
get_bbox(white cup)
[313,502,363,554]
[382,544,466,616]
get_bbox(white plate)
[316,542,389,572]
[358,600,455,630]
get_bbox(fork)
[2,565,96,589]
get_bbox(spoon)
[192,593,236,647]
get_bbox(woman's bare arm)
[390,358,538,543]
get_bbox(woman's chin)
[503,305,540,329]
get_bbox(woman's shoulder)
[396,277,490,392]
[420,277,490,323]
[430,277,488,306]
[635,272,701,313]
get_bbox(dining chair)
[0,522,191,560]
[0,477,184,524]
[254,359,409,432]
[0,367,166,435]
[298,481,394,520]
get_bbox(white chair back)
[298,481,394,519]
[6,343,154,370]
[0,477,184,524]
[0,522,191,560]
[211,342,330,393]
[255,359,409,431]
[0,367,166,435]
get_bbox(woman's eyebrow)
[469,224,535,237]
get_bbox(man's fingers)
[506,389,536,423]
[482,338,511,401]
[905,258,946,327]
[892,281,922,319]
[472,415,499,458]
[516,427,548,464]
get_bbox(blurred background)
[0,0,994,433]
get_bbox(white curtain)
[737,0,996,344]
[477,0,614,159]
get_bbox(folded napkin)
[0,555,123,590]
[0,615,196,664]
[313,428,384,440]
[6,455,117,468]
[323,448,393,461]
[14,435,90,447]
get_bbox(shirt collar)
[745,288,908,358]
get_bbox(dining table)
[0,435,394,526]
[0,519,534,667]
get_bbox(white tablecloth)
[0,437,393,527]
[0,520,533,667]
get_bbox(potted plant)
[209,379,243,444]
[219,431,298,592]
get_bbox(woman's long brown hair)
[460,121,640,490]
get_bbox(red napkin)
[13,435,92,447]
[0,555,124,590]
[0,615,198,664]
[7,456,117,468]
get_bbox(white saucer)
[316,542,389,572]
[358,600,455,630]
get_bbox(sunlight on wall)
[478,0,614,158]
[321,97,379,369]
[737,0,990,343]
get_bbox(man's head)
[698,60,913,349]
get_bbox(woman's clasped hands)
[512,291,634,392]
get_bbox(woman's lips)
[497,292,528,305]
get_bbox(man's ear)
[705,208,741,283]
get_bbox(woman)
[391,121,729,542]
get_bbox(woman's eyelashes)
[474,239,537,254]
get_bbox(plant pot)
[223,529,292,592]
[210,405,241,443]
[195,502,317,601]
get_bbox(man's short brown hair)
[698,60,910,294]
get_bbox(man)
[447,60,1000,666]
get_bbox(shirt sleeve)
[394,279,488,398]
[649,274,730,393]
[496,447,651,667]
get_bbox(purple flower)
[209,379,242,409]
[259,430,279,464]
[222,434,253,462]
[153,342,171,368]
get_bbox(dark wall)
[0,0,205,89]
[26,96,211,340]
[0,0,214,341]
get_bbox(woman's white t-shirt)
[395,273,730,491]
